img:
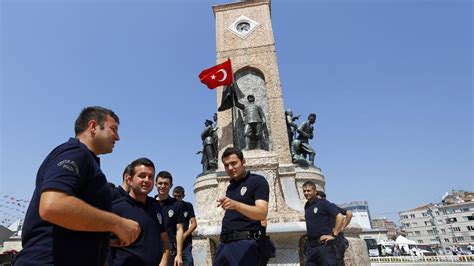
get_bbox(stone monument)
[193,1,369,265]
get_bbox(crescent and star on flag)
[198,59,234,89]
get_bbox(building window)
[461,208,469,212]
[435,211,440,215]
[467,225,474,231]
[456,236,464,241]
[467,215,474,221]
[427,230,434,235]
[444,238,450,243]
[446,217,458,223]
[413,222,418,226]
[471,236,474,240]
[417,240,423,243]
[453,227,461,232]
[415,231,421,236]
[410,214,415,218]
[422,213,428,217]
[401,215,408,219]
[441,229,446,234]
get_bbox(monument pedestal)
[193,150,370,265]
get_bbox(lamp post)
[427,206,446,254]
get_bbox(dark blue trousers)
[305,243,337,266]
[182,244,194,266]
[213,239,260,266]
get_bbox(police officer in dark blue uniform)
[14,106,141,266]
[110,164,133,201]
[317,191,352,266]
[303,181,344,266]
[108,158,170,266]
[155,171,185,266]
[173,186,197,266]
[213,147,270,266]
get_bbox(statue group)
[198,102,317,173]
[286,110,317,165]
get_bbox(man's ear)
[126,174,133,186]
[88,120,98,134]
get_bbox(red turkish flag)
[199,59,233,89]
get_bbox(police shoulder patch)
[240,186,247,196]
[313,207,318,214]
[157,213,163,224]
[168,209,174,218]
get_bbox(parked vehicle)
[416,244,436,256]
[364,238,379,257]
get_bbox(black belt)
[220,231,259,243]
[307,238,335,248]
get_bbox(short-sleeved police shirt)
[305,198,341,241]
[221,172,270,234]
[14,138,112,266]
[155,196,184,243]
[110,185,128,201]
[182,201,196,247]
[108,195,165,266]
[330,203,347,227]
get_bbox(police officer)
[108,158,170,266]
[302,181,343,266]
[173,186,197,266]
[14,106,140,266]
[110,164,133,201]
[155,171,185,266]
[213,147,270,265]
[317,191,352,266]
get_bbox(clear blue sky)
[1,0,472,226]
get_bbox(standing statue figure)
[291,113,316,165]
[213,113,218,154]
[199,119,218,172]
[235,94,266,150]
[285,109,300,147]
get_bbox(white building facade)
[399,191,474,248]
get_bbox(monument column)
[193,1,369,265]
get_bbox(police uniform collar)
[70,137,100,164]
[155,194,175,204]
[126,194,147,207]
[229,171,250,183]
[305,196,320,207]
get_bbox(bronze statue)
[235,94,266,150]
[199,119,218,172]
[291,113,316,165]
[285,109,299,147]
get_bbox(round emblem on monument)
[236,21,250,32]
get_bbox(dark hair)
[317,191,326,199]
[122,164,133,181]
[308,113,316,119]
[74,106,119,136]
[221,147,244,162]
[129,158,155,177]
[156,170,173,184]
[302,181,316,190]
[173,186,185,195]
